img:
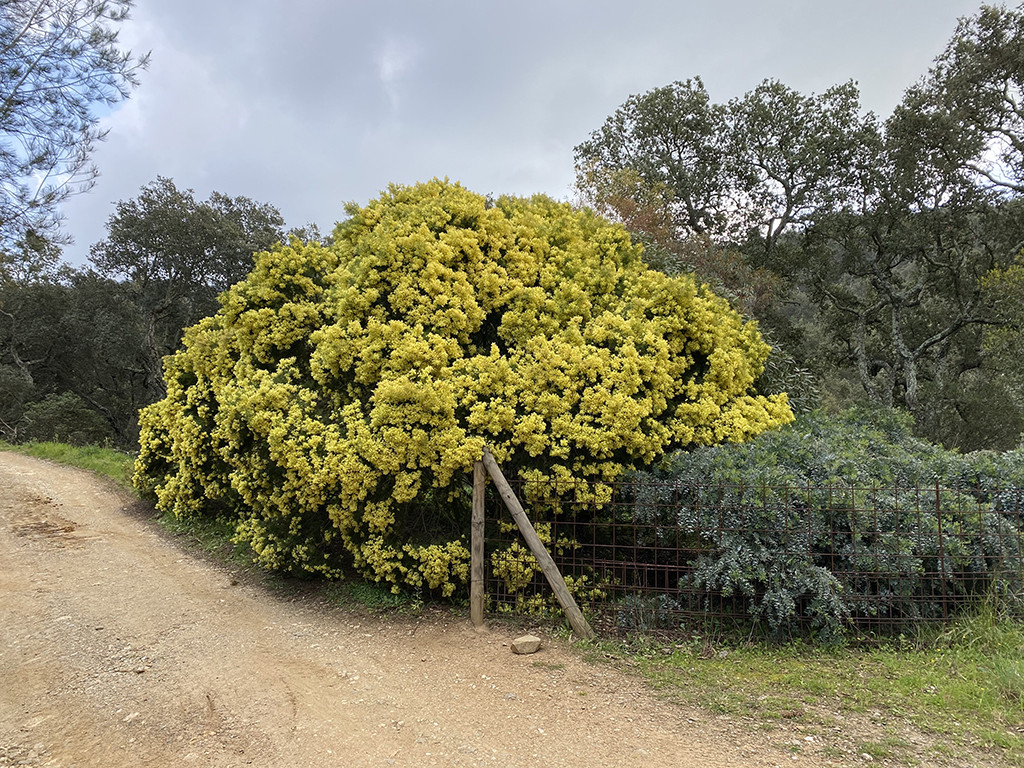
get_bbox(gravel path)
[0,452,850,767]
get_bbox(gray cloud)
[59,0,984,265]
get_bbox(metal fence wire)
[481,478,1024,637]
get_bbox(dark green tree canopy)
[89,176,286,399]
[574,76,878,258]
[575,78,733,240]
[0,174,290,446]
[727,79,879,257]
[90,176,286,299]
[0,267,148,444]
[899,3,1024,196]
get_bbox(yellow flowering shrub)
[134,179,793,592]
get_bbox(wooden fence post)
[481,448,596,640]
[471,461,485,627]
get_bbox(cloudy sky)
[59,0,987,266]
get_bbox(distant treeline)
[0,178,296,446]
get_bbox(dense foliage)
[90,176,286,402]
[629,409,1024,638]
[574,3,1024,451]
[651,407,1024,489]
[1,2,1022,642]
[133,180,792,592]
[0,179,286,445]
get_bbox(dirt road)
[0,452,846,767]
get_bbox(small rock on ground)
[511,634,542,654]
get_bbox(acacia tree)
[0,0,147,247]
[573,77,875,419]
[134,180,793,590]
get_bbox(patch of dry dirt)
[0,452,988,767]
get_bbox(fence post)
[471,461,486,627]
[481,448,596,640]
[935,480,948,618]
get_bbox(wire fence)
[482,478,1024,638]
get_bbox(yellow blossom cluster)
[134,179,793,592]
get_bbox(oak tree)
[89,177,285,398]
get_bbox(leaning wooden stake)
[480,448,596,640]
[470,461,486,627]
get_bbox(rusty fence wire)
[482,479,1024,637]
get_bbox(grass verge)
[0,440,135,488]
[582,608,1024,766]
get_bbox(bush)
[134,180,792,592]
[630,408,1024,638]
[20,392,111,446]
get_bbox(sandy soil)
[0,451,983,768]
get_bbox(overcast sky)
[58,0,987,266]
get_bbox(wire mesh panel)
[482,477,1024,638]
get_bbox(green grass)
[584,607,1024,766]
[0,440,135,487]
[156,511,247,560]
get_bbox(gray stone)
[511,634,542,654]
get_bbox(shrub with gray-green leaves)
[630,407,1024,638]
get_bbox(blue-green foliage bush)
[629,407,1024,639]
